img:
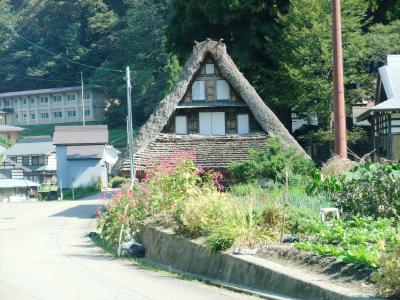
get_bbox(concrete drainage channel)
[137,226,382,300]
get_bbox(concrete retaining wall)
[138,226,379,300]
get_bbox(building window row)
[53,111,62,118]
[40,112,49,119]
[53,96,62,102]
[174,112,250,136]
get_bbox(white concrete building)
[0,86,106,126]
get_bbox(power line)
[8,26,123,73]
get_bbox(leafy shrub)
[308,162,400,219]
[206,199,276,253]
[97,152,222,243]
[110,176,126,188]
[63,182,100,200]
[229,137,315,185]
[373,245,400,298]
[177,192,232,237]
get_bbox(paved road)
[0,193,255,300]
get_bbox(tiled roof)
[120,133,268,173]
[53,125,108,145]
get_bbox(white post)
[126,66,135,186]
[81,72,85,126]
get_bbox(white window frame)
[199,112,225,136]
[237,114,250,135]
[192,80,205,101]
[175,115,188,135]
[216,80,230,100]
[205,64,215,75]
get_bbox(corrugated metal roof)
[66,145,104,160]
[0,179,40,188]
[379,65,400,99]
[356,98,400,122]
[0,125,25,132]
[4,137,54,156]
[53,125,108,145]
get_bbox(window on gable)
[199,112,225,136]
[192,80,205,101]
[175,116,188,135]
[32,156,45,165]
[237,114,250,134]
[205,64,215,75]
[216,80,230,100]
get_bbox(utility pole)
[126,66,135,186]
[332,0,347,158]
[81,72,85,126]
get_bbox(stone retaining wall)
[137,226,379,300]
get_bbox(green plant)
[308,162,400,219]
[110,176,126,188]
[294,217,400,268]
[63,181,101,200]
[229,137,315,185]
[206,200,276,253]
[373,245,400,298]
[177,192,232,237]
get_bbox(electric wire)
[8,26,123,73]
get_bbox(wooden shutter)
[175,116,188,135]
[237,114,249,134]
[199,112,212,135]
[192,80,205,100]
[216,80,230,100]
[211,112,225,135]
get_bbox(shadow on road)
[51,204,99,219]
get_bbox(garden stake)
[117,203,129,257]
[280,167,289,244]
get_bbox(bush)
[229,137,315,185]
[177,192,232,237]
[206,200,276,253]
[110,176,126,188]
[97,152,223,243]
[373,245,400,298]
[308,162,400,219]
[63,182,100,200]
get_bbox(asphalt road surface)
[0,193,255,300]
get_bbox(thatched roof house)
[120,40,304,175]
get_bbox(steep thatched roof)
[118,133,269,175]
[133,39,304,155]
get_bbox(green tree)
[267,0,370,129]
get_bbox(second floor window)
[84,109,90,116]
[67,94,76,101]
[31,113,36,120]
[31,156,45,165]
[192,80,205,101]
[40,97,49,103]
[22,156,29,165]
[53,111,62,118]
[40,112,49,119]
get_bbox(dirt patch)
[255,243,377,296]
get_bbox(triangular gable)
[133,40,305,155]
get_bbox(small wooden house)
[120,40,304,176]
